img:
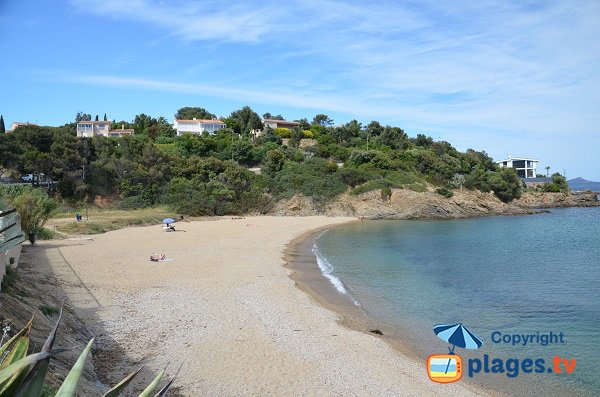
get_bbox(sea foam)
[312,240,360,306]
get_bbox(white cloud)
[70,0,281,42]
[66,0,600,143]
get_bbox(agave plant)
[0,308,177,396]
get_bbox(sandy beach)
[35,216,489,396]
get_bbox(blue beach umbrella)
[434,323,483,374]
[162,218,176,225]
[434,323,483,352]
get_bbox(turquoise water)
[314,208,600,396]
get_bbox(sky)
[1,0,599,180]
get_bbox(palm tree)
[545,165,551,177]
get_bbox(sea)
[312,207,600,396]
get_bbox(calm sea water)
[314,207,600,396]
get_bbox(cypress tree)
[0,115,5,134]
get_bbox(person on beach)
[150,253,166,261]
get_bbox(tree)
[295,118,310,130]
[290,127,304,147]
[0,115,5,134]
[75,112,91,122]
[312,114,333,126]
[230,106,263,135]
[95,114,99,121]
[545,165,550,177]
[175,107,216,120]
[103,113,108,121]
[262,149,286,176]
[263,113,284,120]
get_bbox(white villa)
[173,118,227,136]
[76,121,134,138]
[496,156,538,178]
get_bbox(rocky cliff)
[270,188,599,219]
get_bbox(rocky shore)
[271,189,599,219]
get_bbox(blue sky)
[1,0,599,179]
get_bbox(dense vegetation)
[0,106,526,216]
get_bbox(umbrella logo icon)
[427,323,483,384]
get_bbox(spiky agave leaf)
[0,352,54,385]
[153,362,183,397]
[0,321,32,395]
[101,366,143,397]
[153,378,174,397]
[14,304,63,397]
[54,338,94,397]
[138,366,166,397]
[0,317,33,365]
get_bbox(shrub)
[36,227,56,240]
[273,158,347,201]
[116,195,152,210]
[0,186,58,237]
[350,179,391,195]
[407,183,428,193]
[543,173,569,192]
[381,186,392,201]
[274,128,291,138]
[436,187,454,198]
[339,167,370,188]
[543,183,561,193]
[486,168,523,202]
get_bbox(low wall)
[1,245,22,291]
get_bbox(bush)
[274,128,291,138]
[350,179,391,195]
[273,158,347,201]
[116,195,152,210]
[543,183,561,192]
[0,186,58,236]
[544,173,569,192]
[37,227,56,240]
[407,183,428,193]
[339,167,371,188]
[436,187,454,198]
[381,186,392,201]
[487,168,523,202]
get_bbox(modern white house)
[496,156,538,178]
[173,118,227,136]
[76,121,134,138]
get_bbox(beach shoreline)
[34,216,491,396]
[283,222,497,397]
[288,214,594,397]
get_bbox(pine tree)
[0,115,5,134]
